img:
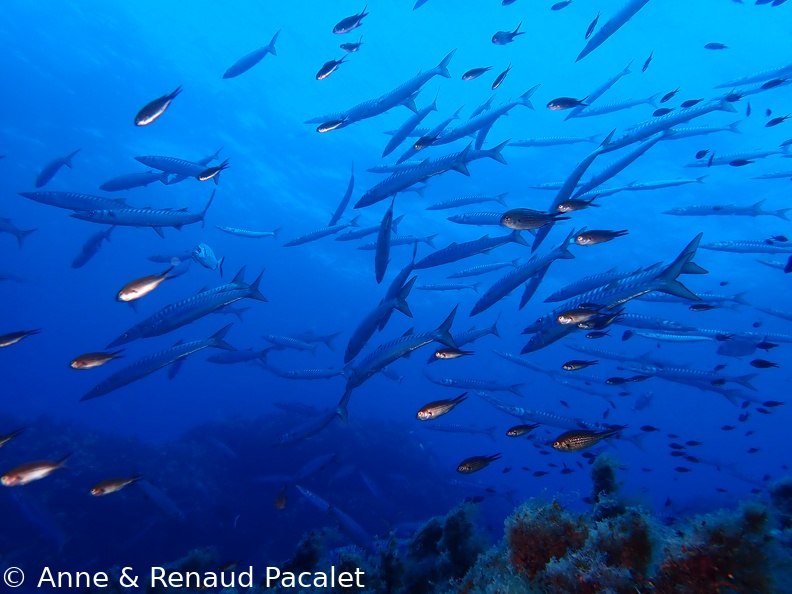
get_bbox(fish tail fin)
[737,373,759,391]
[267,30,280,55]
[324,332,342,351]
[17,228,37,248]
[337,390,352,424]
[349,215,361,227]
[453,392,469,405]
[471,282,482,294]
[434,305,459,348]
[395,276,418,318]
[57,452,73,468]
[531,224,553,253]
[218,256,225,279]
[646,92,661,108]
[496,192,509,206]
[490,319,500,338]
[721,390,742,407]
[484,139,510,164]
[727,120,742,134]
[519,85,540,110]
[556,228,578,259]
[624,431,647,452]
[169,86,183,100]
[680,261,708,274]
[231,265,247,285]
[210,324,236,351]
[733,291,751,306]
[259,348,270,364]
[776,208,792,221]
[510,229,530,247]
[514,21,522,33]
[696,175,708,183]
[424,233,439,248]
[718,99,738,113]
[486,426,497,442]
[64,149,81,168]
[622,330,634,341]
[654,233,703,300]
[510,383,524,397]
[247,271,268,302]
[436,49,456,78]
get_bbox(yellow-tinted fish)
[1,454,70,486]
[90,475,142,496]
[416,393,467,420]
[552,426,625,452]
[116,267,173,302]
[70,350,124,370]
[457,453,501,473]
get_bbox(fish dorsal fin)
[401,328,415,338]
[197,286,209,294]
[173,339,185,347]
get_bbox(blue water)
[1,0,791,586]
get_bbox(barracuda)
[19,191,128,211]
[70,192,215,238]
[107,267,266,348]
[565,61,633,119]
[343,307,458,392]
[415,230,527,269]
[82,325,235,401]
[544,266,643,302]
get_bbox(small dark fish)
[716,488,727,493]
[726,92,744,102]
[746,102,751,117]
[561,464,574,475]
[629,375,651,383]
[547,97,588,111]
[747,447,760,454]
[575,229,628,246]
[533,471,548,477]
[316,56,347,80]
[685,440,702,447]
[695,149,710,159]
[750,359,779,368]
[766,108,773,117]
[660,88,679,103]
[766,114,791,127]
[492,64,512,90]
[462,67,493,81]
[670,451,686,457]
[674,467,692,473]
[653,108,675,117]
[560,400,569,408]
[711,379,727,387]
[197,158,230,182]
[434,348,474,360]
[704,42,728,50]
[786,256,792,274]
[729,159,754,167]
[667,434,680,439]
[274,485,288,510]
[714,364,727,371]
[557,197,598,213]
[761,78,786,89]
[752,321,762,328]
[741,401,750,410]
[719,281,729,286]
[763,400,784,407]
[668,443,686,450]
[640,425,661,432]
[507,423,540,437]
[134,86,182,126]
[769,235,789,242]
[501,208,568,230]
[756,341,778,351]
[551,0,572,9]
[317,118,348,133]
[642,52,653,73]
[684,456,700,463]
[585,12,600,39]
[664,497,671,507]
[689,303,717,312]
[340,36,363,53]
[458,454,501,474]
[413,135,439,150]
[0,329,41,348]
[562,359,598,371]
[606,377,628,386]
[721,425,735,431]
[642,468,653,472]
[715,333,733,342]
[746,430,756,437]
[502,467,512,474]
[333,6,369,35]
[417,393,468,420]
[681,99,703,108]
[738,413,750,423]
[492,22,525,45]
[756,407,771,415]
[585,331,610,339]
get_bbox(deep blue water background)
[1,0,791,577]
